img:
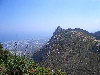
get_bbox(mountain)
[32,26,100,75]
[92,31,100,40]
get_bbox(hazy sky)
[0,0,100,41]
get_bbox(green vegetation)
[0,44,65,75]
[32,27,100,74]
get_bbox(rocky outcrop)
[32,26,100,75]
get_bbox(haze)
[0,0,100,42]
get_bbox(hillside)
[0,44,65,75]
[32,26,100,75]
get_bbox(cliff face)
[32,26,100,75]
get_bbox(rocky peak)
[53,26,62,35]
[32,26,96,61]
[56,26,62,31]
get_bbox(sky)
[0,0,100,41]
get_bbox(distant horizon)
[1,26,100,42]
